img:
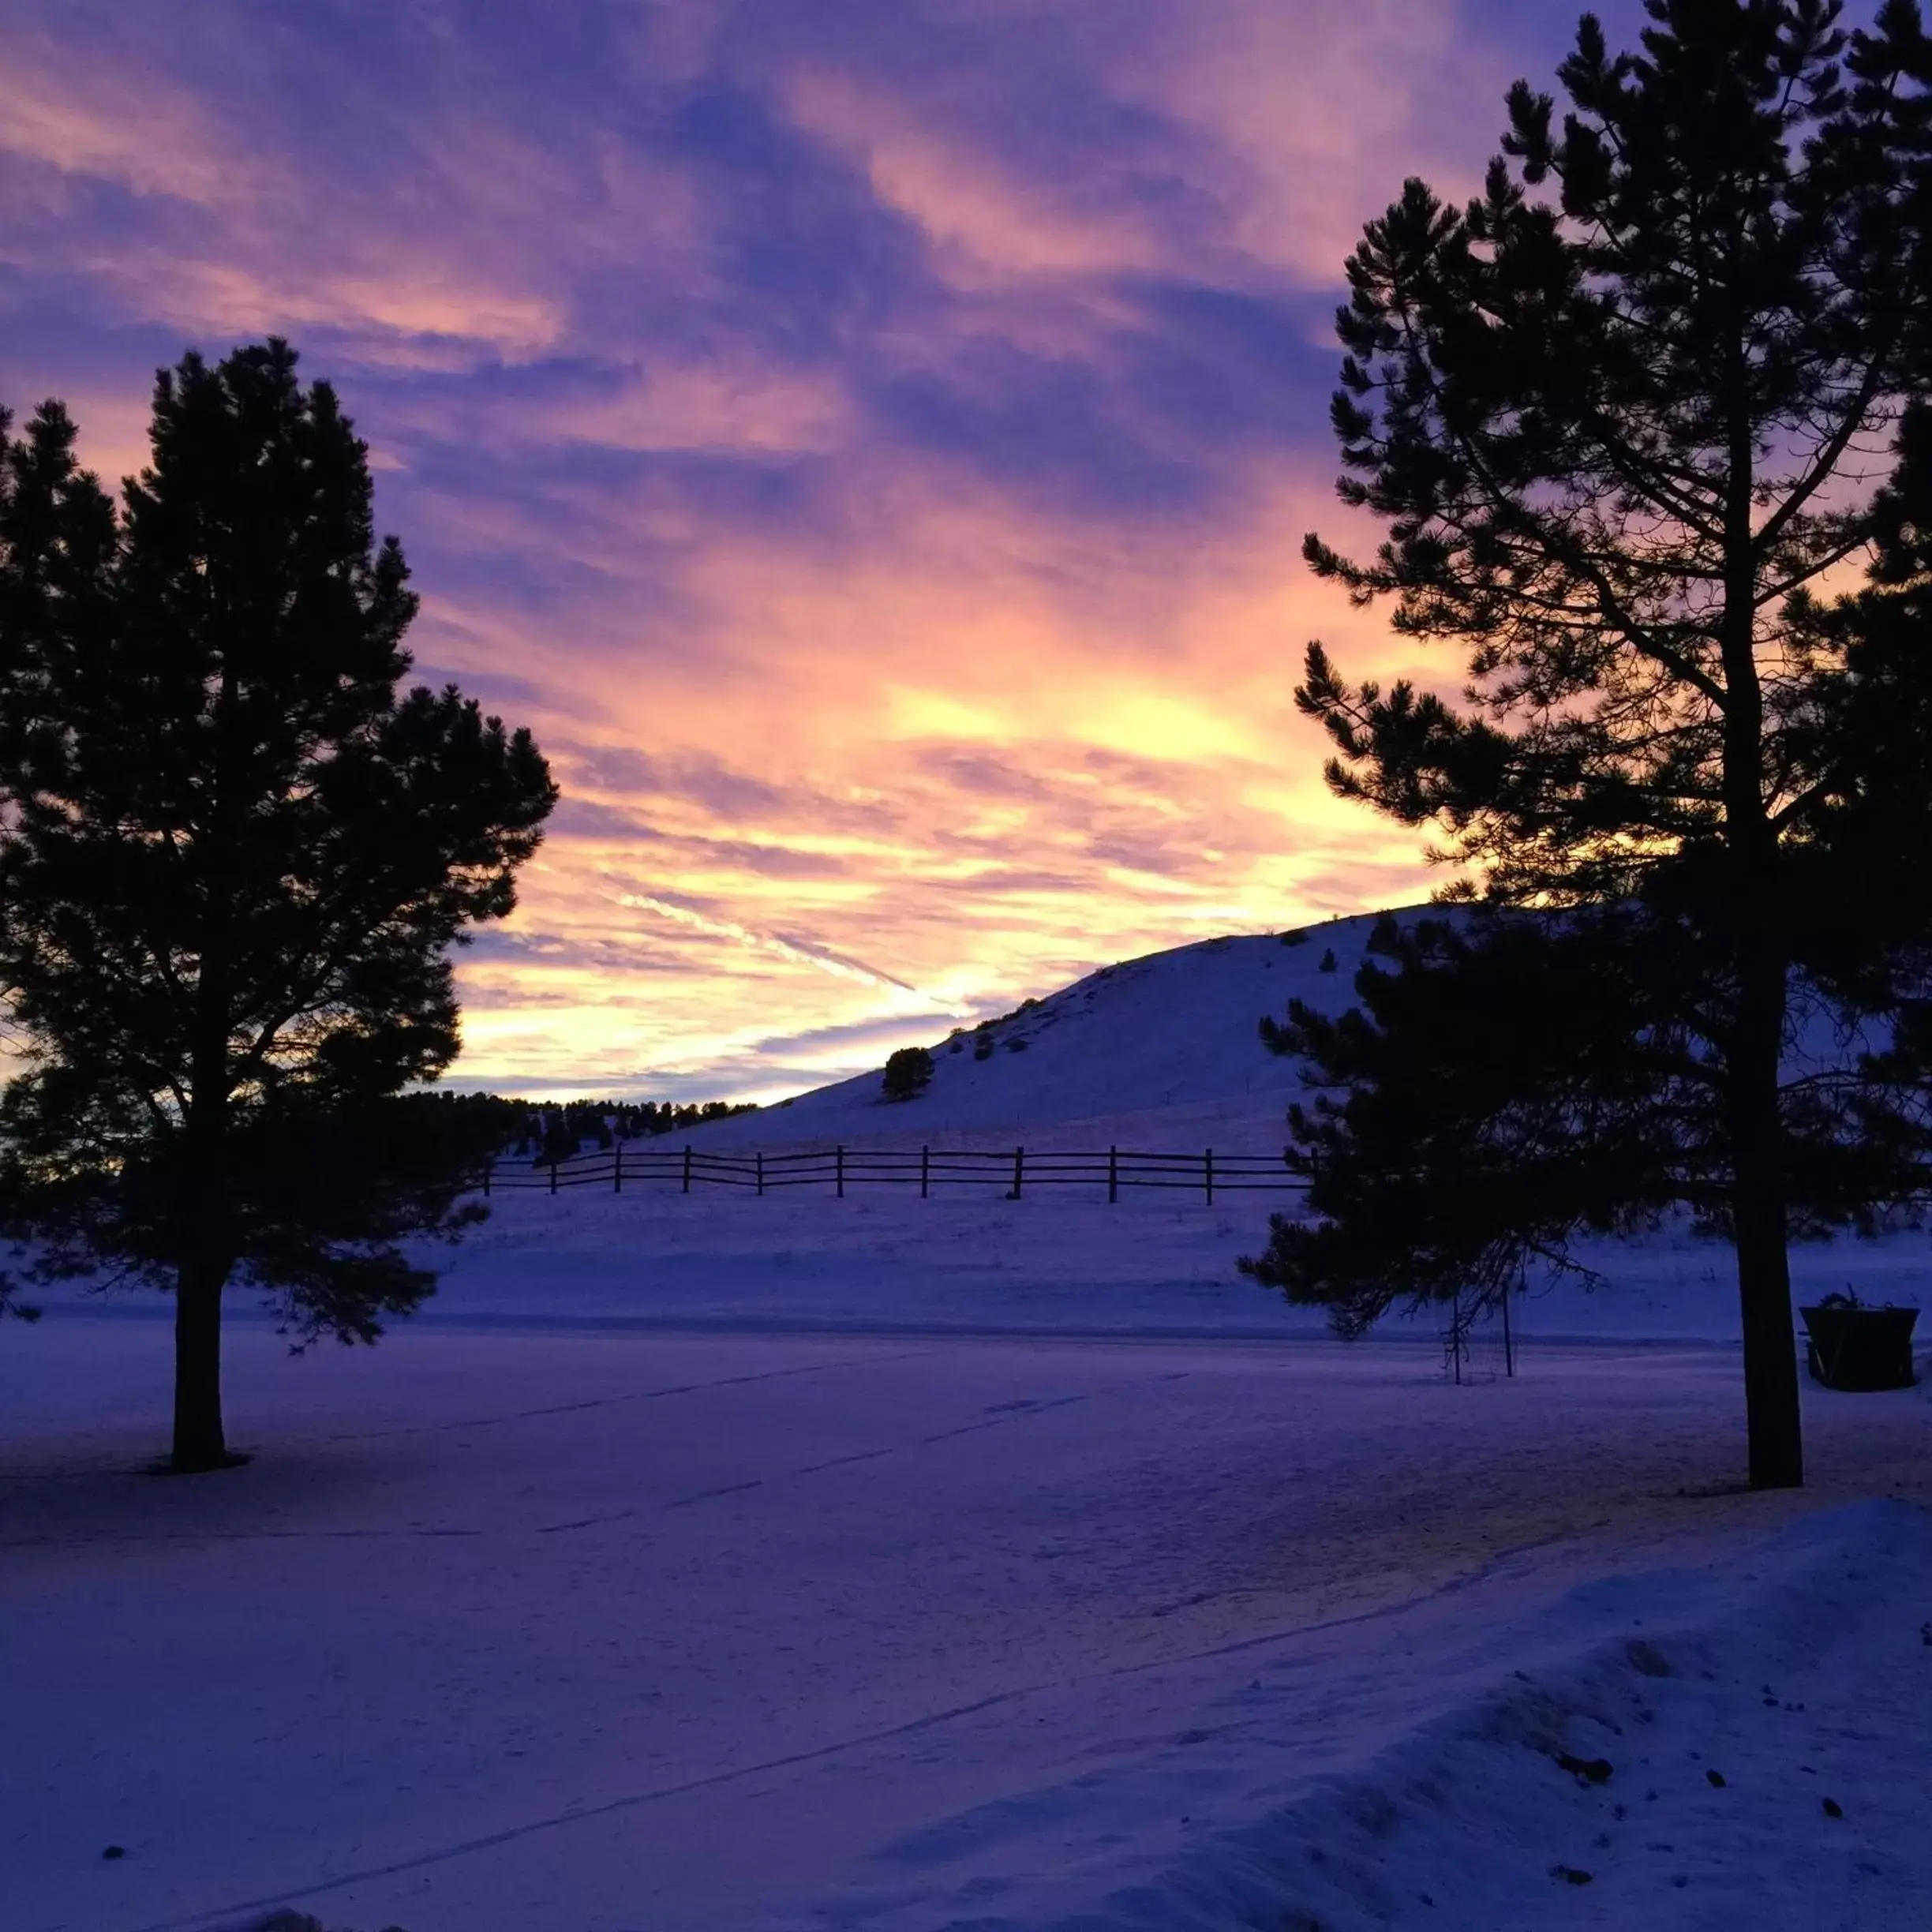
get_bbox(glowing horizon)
[0,1,1631,1103]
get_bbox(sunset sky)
[0,1,1647,1103]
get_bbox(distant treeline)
[412,1091,760,1166]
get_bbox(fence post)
[550,1155,559,1196]
[757,1150,765,1197]
[920,1146,929,1200]
[1108,1144,1118,1204]
[1204,1147,1213,1207]
[836,1145,844,1199]
[1502,1285,1515,1379]
[1012,1146,1023,1200]
[613,1143,623,1193]
[682,1144,692,1195]
[483,1162,492,1199]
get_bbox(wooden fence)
[481,1144,1311,1206]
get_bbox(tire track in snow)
[8,1361,1185,1548]
[538,1372,1188,1529]
[316,1345,933,1442]
[1,1524,489,1551]
[115,1685,1032,1932]
[0,1351,933,1551]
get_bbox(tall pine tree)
[0,342,556,1470]
[1248,1,1932,1488]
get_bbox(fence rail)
[481,1143,1312,1206]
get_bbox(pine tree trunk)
[1731,943,1803,1490]
[176,706,238,1474]
[1718,379,1803,1492]
[170,1252,234,1472]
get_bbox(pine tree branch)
[1755,528,1878,608]
[1578,402,1728,543]
[1378,304,1735,712]
[1768,777,1837,833]
[1754,351,1898,559]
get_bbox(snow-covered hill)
[692,911,1401,1151]
[358,901,1923,1349]
[679,901,1909,1172]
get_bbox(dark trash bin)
[1799,1301,1919,1391]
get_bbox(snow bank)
[805,1500,1932,1930]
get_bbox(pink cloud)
[0,0,1542,1100]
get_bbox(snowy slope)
[691,913,1397,1150]
[679,901,1893,1156]
[361,901,1917,1353]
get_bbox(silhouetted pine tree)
[0,342,556,1470]
[1250,1,1932,1488]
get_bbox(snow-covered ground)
[6,1320,1930,1932]
[7,910,1930,1930]
[350,1177,1931,1346]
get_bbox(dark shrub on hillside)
[1319,947,1339,972]
[882,1046,935,1101]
